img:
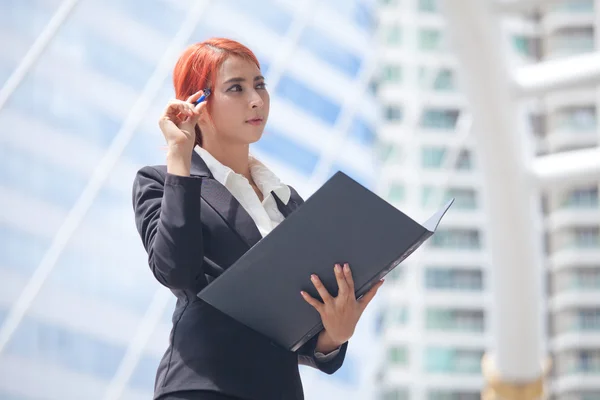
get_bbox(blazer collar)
[191,149,300,249]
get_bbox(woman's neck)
[202,140,251,182]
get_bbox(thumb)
[358,280,384,311]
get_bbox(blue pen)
[194,88,211,105]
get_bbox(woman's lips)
[246,118,263,126]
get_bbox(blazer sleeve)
[297,334,348,375]
[132,166,208,292]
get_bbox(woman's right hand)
[159,90,207,176]
[159,89,207,154]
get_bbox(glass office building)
[0,0,380,398]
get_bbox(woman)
[132,38,384,400]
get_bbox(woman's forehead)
[217,56,261,82]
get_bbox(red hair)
[172,38,261,147]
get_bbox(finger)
[342,263,355,294]
[187,89,207,104]
[300,291,323,313]
[358,279,384,311]
[334,264,349,297]
[165,101,193,119]
[310,274,333,303]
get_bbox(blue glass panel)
[421,108,459,129]
[276,75,341,125]
[0,0,56,39]
[67,28,155,91]
[128,353,161,390]
[225,0,293,36]
[299,26,362,78]
[4,76,122,148]
[354,2,377,31]
[6,316,125,379]
[349,117,376,146]
[0,224,49,273]
[0,144,87,208]
[0,391,40,400]
[103,0,185,37]
[253,129,319,176]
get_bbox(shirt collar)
[194,146,291,205]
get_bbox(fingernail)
[334,265,341,272]
[300,291,305,296]
[311,274,317,281]
[344,264,350,272]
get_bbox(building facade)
[374,0,599,399]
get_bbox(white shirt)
[195,146,290,238]
[194,146,340,360]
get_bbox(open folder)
[198,172,454,352]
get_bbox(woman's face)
[204,55,270,145]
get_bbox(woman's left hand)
[301,263,384,351]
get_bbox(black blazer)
[132,151,348,400]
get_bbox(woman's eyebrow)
[223,75,265,85]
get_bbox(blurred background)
[0,0,599,399]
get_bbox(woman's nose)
[249,91,264,108]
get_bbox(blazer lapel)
[191,151,263,249]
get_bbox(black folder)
[197,171,453,351]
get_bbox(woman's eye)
[229,84,242,92]
[257,82,267,89]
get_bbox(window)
[428,391,480,400]
[385,25,402,45]
[512,35,541,59]
[383,65,403,83]
[354,2,377,31]
[456,149,474,170]
[7,75,122,149]
[299,25,362,78]
[388,346,408,365]
[388,184,405,203]
[349,117,377,146]
[421,109,460,129]
[129,354,161,390]
[425,308,485,332]
[5,315,125,379]
[560,187,598,208]
[446,188,477,209]
[548,27,595,57]
[382,388,409,400]
[430,229,482,250]
[0,224,49,274]
[421,146,445,168]
[550,0,594,13]
[574,350,600,373]
[0,0,57,40]
[225,0,293,36]
[571,227,600,248]
[551,106,597,132]
[419,29,445,51]
[276,74,341,125]
[379,143,402,164]
[425,347,483,374]
[418,0,438,12]
[578,309,600,331]
[385,105,404,121]
[571,268,600,290]
[0,144,88,209]
[419,68,456,91]
[425,268,483,291]
[422,187,477,209]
